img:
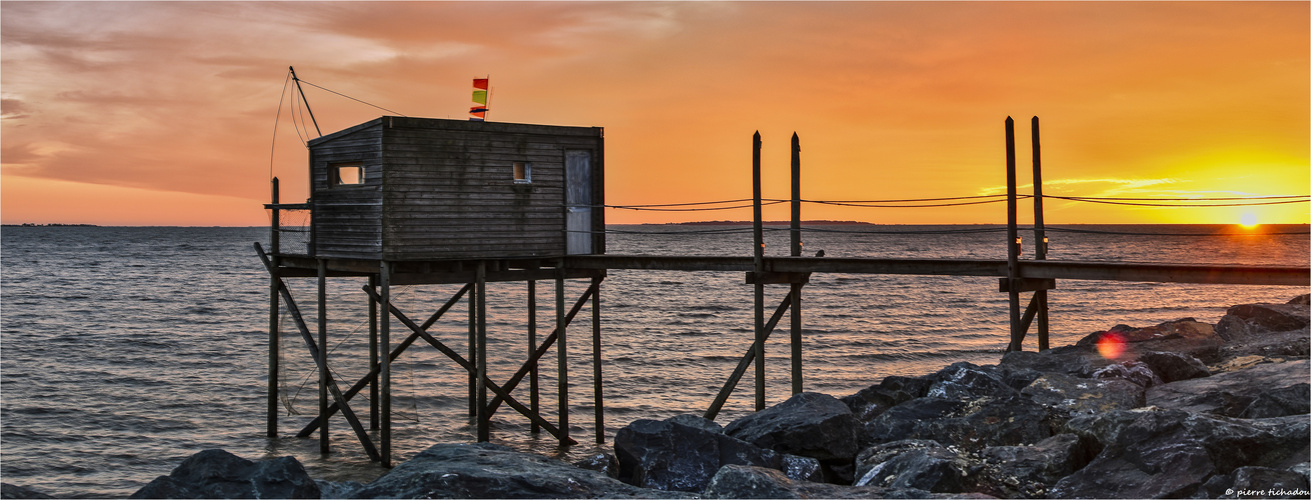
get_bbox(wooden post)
[317,259,329,454]
[556,262,570,445]
[476,262,489,442]
[789,132,803,395]
[379,261,392,467]
[468,278,477,420]
[368,275,379,430]
[1031,116,1050,351]
[752,131,766,411]
[1005,117,1023,352]
[268,178,280,438]
[528,280,540,434]
[591,275,603,444]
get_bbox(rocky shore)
[6,296,1307,499]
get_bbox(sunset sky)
[2,1,1307,226]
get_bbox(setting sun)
[1240,212,1260,228]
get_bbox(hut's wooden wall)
[307,117,604,261]
[309,120,384,259]
[380,119,603,260]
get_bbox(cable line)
[296,79,408,117]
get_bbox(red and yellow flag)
[470,77,489,121]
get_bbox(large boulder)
[1147,359,1310,417]
[998,344,1111,378]
[354,442,691,498]
[1217,301,1311,341]
[853,440,972,492]
[1138,351,1210,382]
[842,375,933,421]
[724,392,861,463]
[1052,409,1308,498]
[925,363,1019,400]
[1021,372,1145,415]
[975,434,1094,499]
[702,464,942,499]
[129,449,319,499]
[862,395,1058,452]
[614,417,780,493]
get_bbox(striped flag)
[470,77,489,121]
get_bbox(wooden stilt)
[789,132,803,395]
[591,276,603,444]
[751,131,766,411]
[468,279,477,420]
[1031,116,1050,351]
[253,244,381,462]
[528,280,540,434]
[368,275,379,430]
[379,260,391,467]
[1005,117,1023,352]
[557,263,570,445]
[476,262,490,442]
[374,294,575,443]
[484,283,598,418]
[268,178,280,438]
[706,291,794,421]
[317,259,329,454]
[300,284,471,436]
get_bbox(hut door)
[565,150,592,254]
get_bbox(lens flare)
[1096,332,1126,359]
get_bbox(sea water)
[1,225,1306,497]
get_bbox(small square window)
[332,163,365,187]
[513,162,531,183]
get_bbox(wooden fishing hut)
[258,116,606,466]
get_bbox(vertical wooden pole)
[556,263,570,445]
[1005,117,1023,352]
[317,259,329,454]
[476,262,489,442]
[752,131,766,411]
[591,276,604,444]
[468,278,477,420]
[1031,116,1050,351]
[368,275,379,430]
[267,178,280,438]
[379,261,391,467]
[789,132,803,395]
[528,280,540,434]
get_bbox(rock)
[1217,302,1311,341]
[1241,383,1311,418]
[1139,351,1211,382]
[854,440,971,493]
[862,395,1058,452]
[1215,329,1311,371]
[926,363,1019,400]
[1292,294,1311,306]
[1049,409,1215,498]
[667,414,723,433]
[780,454,824,483]
[1198,466,1311,498]
[315,480,364,499]
[1052,408,1308,498]
[1077,318,1218,346]
[573,452,620,479]
[998,345,1110,378]
[0,483,54,499]
[724,392,861,463]
[702,464,939,499]
[1092,361,1163,388]
[1147,359,1310,417]
[354,442,691,498]
[1021,372,1144,415]
[615,417,780,492]
[842,375,933,421]
[975,434,1093,499]
[128,449,319,499]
